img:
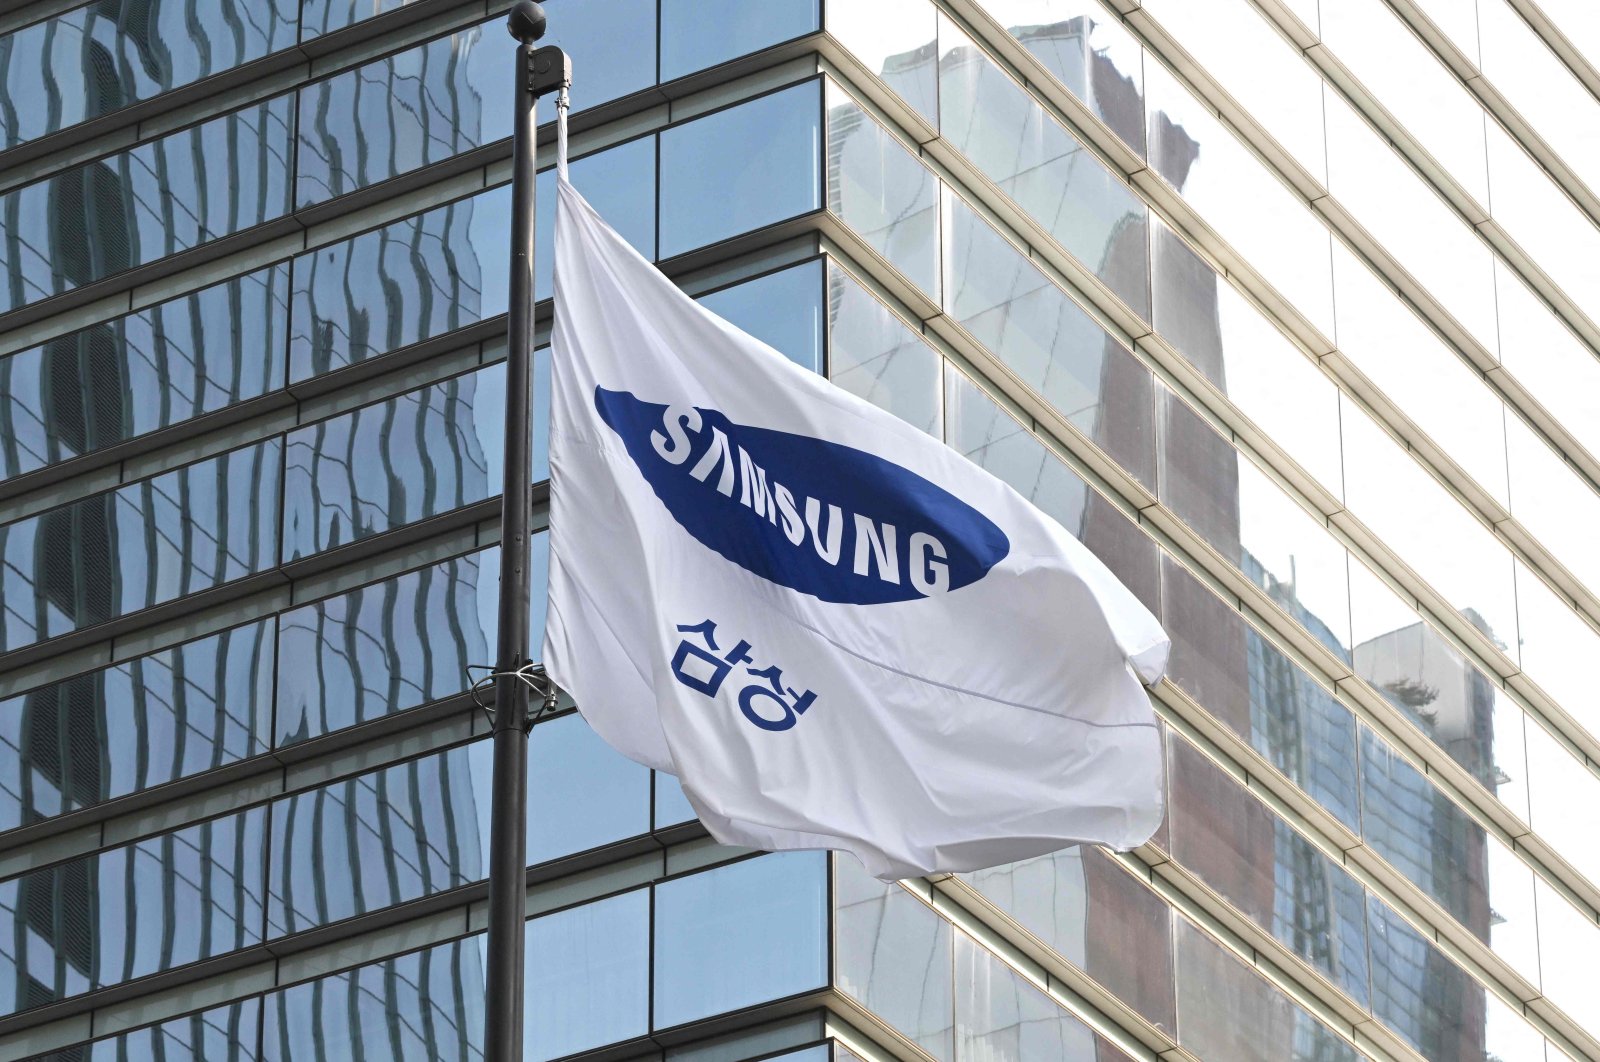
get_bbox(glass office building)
[2,0,1600,1058]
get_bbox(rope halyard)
[467,662,561,732]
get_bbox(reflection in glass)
[275,549,507,745]
[0,621,272,831]
[827,0,938,124]
[700,259,825,374]
[0,1,297,147]
[1168,733,1369,1005]
[1174,916,1359,1062]
[262,935,484,1060]
[0,98,294,314]
[528,889,649,1060]
[0,440,282,653]
[0,807,267,1016]
[661,0,818,80]
[828,265,941,434]
[82,999,262,1061]
[983,0,1146,154]
[0,265,289,481]
[281,366,502,560]
[653,852,828,1027]
[660,81,823,257]
[835,856,954,1060]
[826,84,940,297]
[1347,560,1533,828]
[266,742,490,938]
[289,187,510,381]
[956,931,1097,1061]
[938,19,1150,316]
[528,711,650,865]
[943,194,1154,486]
[296,25,506,207]
[1523,718,1600,888]
[1365,896,1493,1060]
[966,847,1176,1034]
[1150,221,1343,495]
[1162,558,1360,829]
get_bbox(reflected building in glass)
[2,0,1599,1060]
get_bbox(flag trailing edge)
[542,168,1171,880]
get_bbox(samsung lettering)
[594,386,1010,605]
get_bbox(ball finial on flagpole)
[506,0,546,43]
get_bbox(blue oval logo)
[595,387,1010,605]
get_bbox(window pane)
[826,82,940,297]
[0,807,268,1016]
[834,857,954,1060]
[281,366,503,560]
[82,999,262,1061]
[262,935,484,1060]
[0,440,282,653]
[653,851,828,1027]
[827,0,938,124]
[528,889,649,1060]
[654,771,697,828]
[296,25,507,207]
[828,264,940,434]
[275,549,505,745]
[289,187,510,381]
[0,2,297,146]
[699,259,825,374]
[938,19,1149,316]
[0,98,294,313]
[956,931,1097,1061]
[943,194,1154,487]
[0,264,289,481]
[661,81,822,257]
[528,711,650,864]
[661,0,818,80]
[0,620,273,831]
[266,742,491,937]
[540,0,657,113]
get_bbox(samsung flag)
[542,176,1170,880]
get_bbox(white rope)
[555,85,570,182]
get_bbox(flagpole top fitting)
[507,0,546,44]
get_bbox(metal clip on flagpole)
[482,5,569,1062]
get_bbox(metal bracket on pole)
[527,45,570,97]
[466,662,562,732]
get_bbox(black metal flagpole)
[485,4,568,1059]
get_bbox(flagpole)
[486,5,567,1059]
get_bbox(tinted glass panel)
[660,81,822,257]
[826,85,940,297]
[0,807,267,1016]
[527,889,649,1060]
[296,24,506,207]
[956,931,1098,1061]
[79,998,262,1061]
[275,549,506,745]
[943,194,1154,487]
[528,711,650,865]
[0,440,282,653]
[0,1,297,147]
[538,0,657,113]
[661,0,818,80]
[938,21,1149,316]
[0,621,272,831]
[281,366,502,560]
[1365,896,1493,1060]
[700,260,825,374]
[266,742,490,937]
[828,265,940,435]
[289,187,510,381]
[834,856,954,1060]
[534,137,657,302]
[0,265,289,481]
[0,98,294,313]
[653,852,828,1027]
[262,935,484,1060]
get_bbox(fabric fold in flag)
[541,174,1171,880]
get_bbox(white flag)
[542,176,1170,880]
